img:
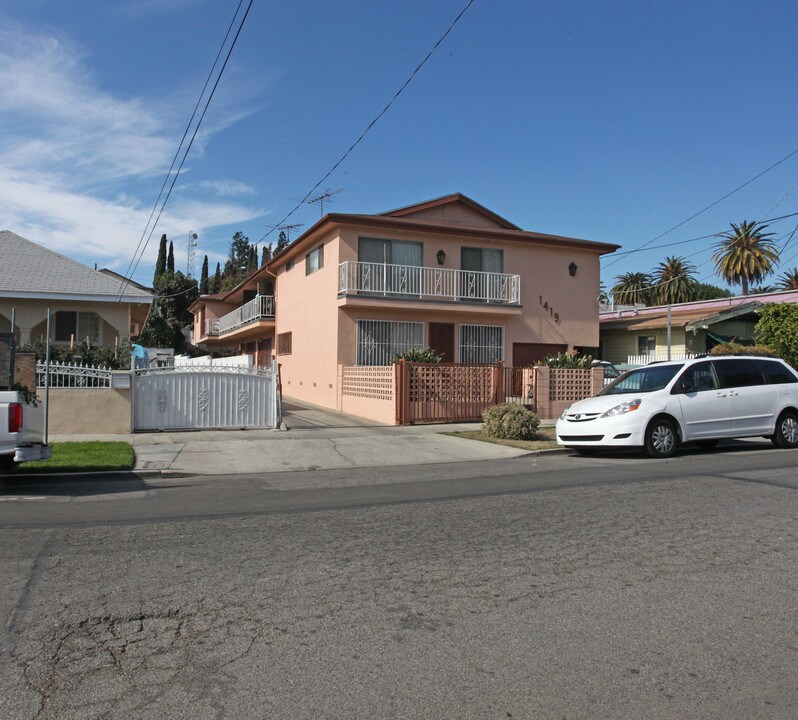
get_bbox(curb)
[1,469,174,483]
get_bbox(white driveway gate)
[132,362,281,431]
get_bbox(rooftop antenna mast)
[262,223,305,242]
[186,231,198,277]
[304,187,343,217]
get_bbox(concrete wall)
[43,388,132,434]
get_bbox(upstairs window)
[306,245,324,275]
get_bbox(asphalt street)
[1,443,797,719]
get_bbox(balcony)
[338,261,521,305]
[204,295,275,338]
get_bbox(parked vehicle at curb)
[556,356,798,458]
[1,333,51,473]
[0,389,51,472]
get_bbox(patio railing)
[338,261,521,305]
[204,295,275,337]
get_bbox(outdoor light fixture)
[569,262,578,277]
[436,249,446,265]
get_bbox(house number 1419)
[539,296,560,323]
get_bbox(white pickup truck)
[0,389,51,472]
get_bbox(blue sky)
[2,0,797,290]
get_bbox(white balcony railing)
[338,261,521,305]
[203,295,275,337]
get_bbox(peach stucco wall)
[274,231,342,407]
[273,222,605,416]
[336,226,602,359]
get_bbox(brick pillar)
[14,353,37,395]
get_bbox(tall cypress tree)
[212,262,221,293]
[261,243,271,266]
[154,234,167,283]
[199,255,209,294]
[167,240,175,274]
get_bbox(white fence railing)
[135,364,271,376]
[36,362,113,388]
[205,295,275,337]
[174,353,253,368]
[626,352,697,366]
[338,261,521,305]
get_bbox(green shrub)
[755,303,798,369]
[395,347,443,363]
[482,403,541,440]
[538,350,593,368]
[709,342,777,358]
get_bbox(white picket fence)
[626,352,697,366]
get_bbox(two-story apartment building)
[191,194,618,413]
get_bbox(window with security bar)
[459,324,504,364]
[356,320,424,365]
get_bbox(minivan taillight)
[8,403,23,434]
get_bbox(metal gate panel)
[133,366,278,431]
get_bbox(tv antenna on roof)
[295,187,343,217]
[261,223,305,242]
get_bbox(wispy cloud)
[193,179,257,197]
[0,20,264,271]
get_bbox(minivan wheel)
[644,418,679,458]
[772,410,798,449]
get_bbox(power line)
[257,0,476,245]
[603,145,798,270]
[116,0,253,300]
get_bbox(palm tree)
[611,272,651,306]
[712,220,780,296]
[649,256,697,305]
[778,267,798,290]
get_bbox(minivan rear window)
[754,359,798,384]
[713,358,765,388]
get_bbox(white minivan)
[556,356,798,458]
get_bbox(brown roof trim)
[379,193,521,230]
[267,213,619,270]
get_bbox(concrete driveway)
[52,398,533,477]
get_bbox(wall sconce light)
[436,249,446,265]
[569,262,578,277]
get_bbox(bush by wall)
[395,347,443,363]
[482,402,541,440]
[538,351,593,368]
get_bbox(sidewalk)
[51,402,556,477]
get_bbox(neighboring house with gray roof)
[0,230,154,347]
